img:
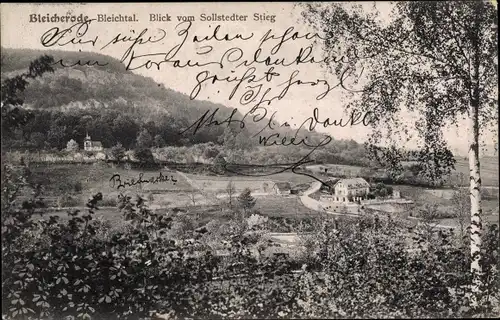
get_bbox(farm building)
[332,178,370,202]
[273,182,292,195]
[84,133,103,152]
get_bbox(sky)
[1,2,497,156]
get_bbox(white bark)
[468,100,483,307]
[469,5,483,306]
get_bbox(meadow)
[451,157,499,186]
[26,159,498,229]
[396,184,499,217]
[184,170,326,185]
[28,162,192,202]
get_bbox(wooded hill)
[0,47,371,166]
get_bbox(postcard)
[1,2,498,319]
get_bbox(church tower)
[84,132,92,150]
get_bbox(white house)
[83,133,103,152]
[332,178,370,202]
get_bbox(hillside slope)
[0,47,371,166]
[2,47,240,128]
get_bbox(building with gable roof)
[334,178,370,196]
[330,178,370,202]
[83,133,103,152]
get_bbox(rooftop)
[91,141,103,147]
[335,178,370,188]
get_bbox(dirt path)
[300,182,326,212]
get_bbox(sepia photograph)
[1,1,498,319]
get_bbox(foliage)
[301,3,497,304]
[2,47,499,319]
[451,185,471,241]
[246,214,269,230]
[110,143,126,162]
[153,134,165,148]
[47,125,67,150]
[203,145,220,159]
[57,194,80,207]
[1,54,54,143]
[213,154,227,174]
[238,188,256,213]
[134,148,154,165]
[1,49,383,173]
[370,182,394,198]
[29,132,46,150]
[100,196,118,207]
[136,129,153,148]
[66,139,80,152]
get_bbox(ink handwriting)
[41,19,98,47]
[109,172,178,190]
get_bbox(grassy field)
[184,171,328,189]
[395,185,499,216]
[29,163,326,196]
[39,207,123,222]
[29,162,193,195]
[254,196,323,218]
[439,214,499,228]
[27,163,330,210]
[449,157,499,186]
[190,178,276,193]
[43,195,322,220]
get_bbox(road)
[299,181,324,212]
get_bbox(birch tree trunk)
[469,5,483,307]
[468,99,482,308]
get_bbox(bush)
[203,146,220,159]
[110,143,126,161]
[213,154,227,173]
[66,139,79,152]
[134,147,155,164]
